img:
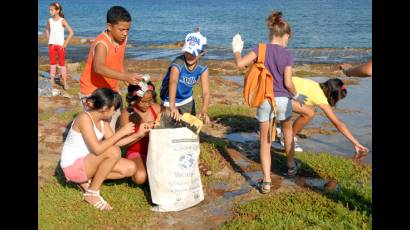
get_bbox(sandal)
[198,163,212,176]
[82,189,112,211]
[256,179,272,194]
[287,159,301,178]
[76,180,91,193]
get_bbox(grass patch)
[77,61,87,74]
[296,152,372,215]
[200,141,228,185]
[67,85,80,95]
[226,151,372,229]
[269,151,371,214]
[38,110,80,122]
[220,190,371,230]
[39,172,152,229]
[208,104,256,132]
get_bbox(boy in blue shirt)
[160,30,210,124]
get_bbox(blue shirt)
[160,55,208,106]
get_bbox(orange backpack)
[243,43,278,141]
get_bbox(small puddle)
[210,182,231,191]
[243,171,264,186]
[304,178,328,188]
[221,76,243,86]
[225,132,258,143]
[223,186,252,199]
[55,108,66,114]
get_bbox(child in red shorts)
[118,81,160,185]
[44,2,74,95]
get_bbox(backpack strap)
[257,43,267,64]
[258,43,277,142]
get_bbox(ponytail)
[266,11,291,40]
[86,88,122,111]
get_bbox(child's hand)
[170,108,182,121]
[199,111,210,124]
[293,93,308,106]
[118,122,135,137]
[154,114,161,126]
[136,122,152,136]
[354,144,369,154]
[353,144,369,161]
[232,34,244,54]
[125,73,143,85]
[339,63,353,77]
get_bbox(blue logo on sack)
[179,153,195,168]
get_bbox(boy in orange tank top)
[80,6,144,131]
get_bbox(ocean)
[38,0,372,62]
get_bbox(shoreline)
[38,54,356,78]
[38,35,372,64]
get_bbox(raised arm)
[231,33,257,68]
[234,51,257,68]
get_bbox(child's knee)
[124,162,137,177]
[281,119,293,129]
[132,170,147,185]
[305,108,315,119]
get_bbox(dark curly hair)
[126,81,157,123]
[319,78,347,107]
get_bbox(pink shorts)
[126,151,147,162]
[62,157,88,183]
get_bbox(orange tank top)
[80,32,127,95]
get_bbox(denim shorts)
[255,97,292,122]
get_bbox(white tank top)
[48,18,65,46]
[60,112,105,168]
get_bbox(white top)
[60,112,105,168]
[48,18,65,46]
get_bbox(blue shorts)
[255,97,292,122]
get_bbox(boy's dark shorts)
[177,100,196,116]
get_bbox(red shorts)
[62,157,88,183]
[49,44,66,66]
[126,151,147,162]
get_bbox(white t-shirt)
[48,18,65,46]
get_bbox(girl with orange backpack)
[232,11,306,193]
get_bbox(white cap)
[181,31,207,57]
